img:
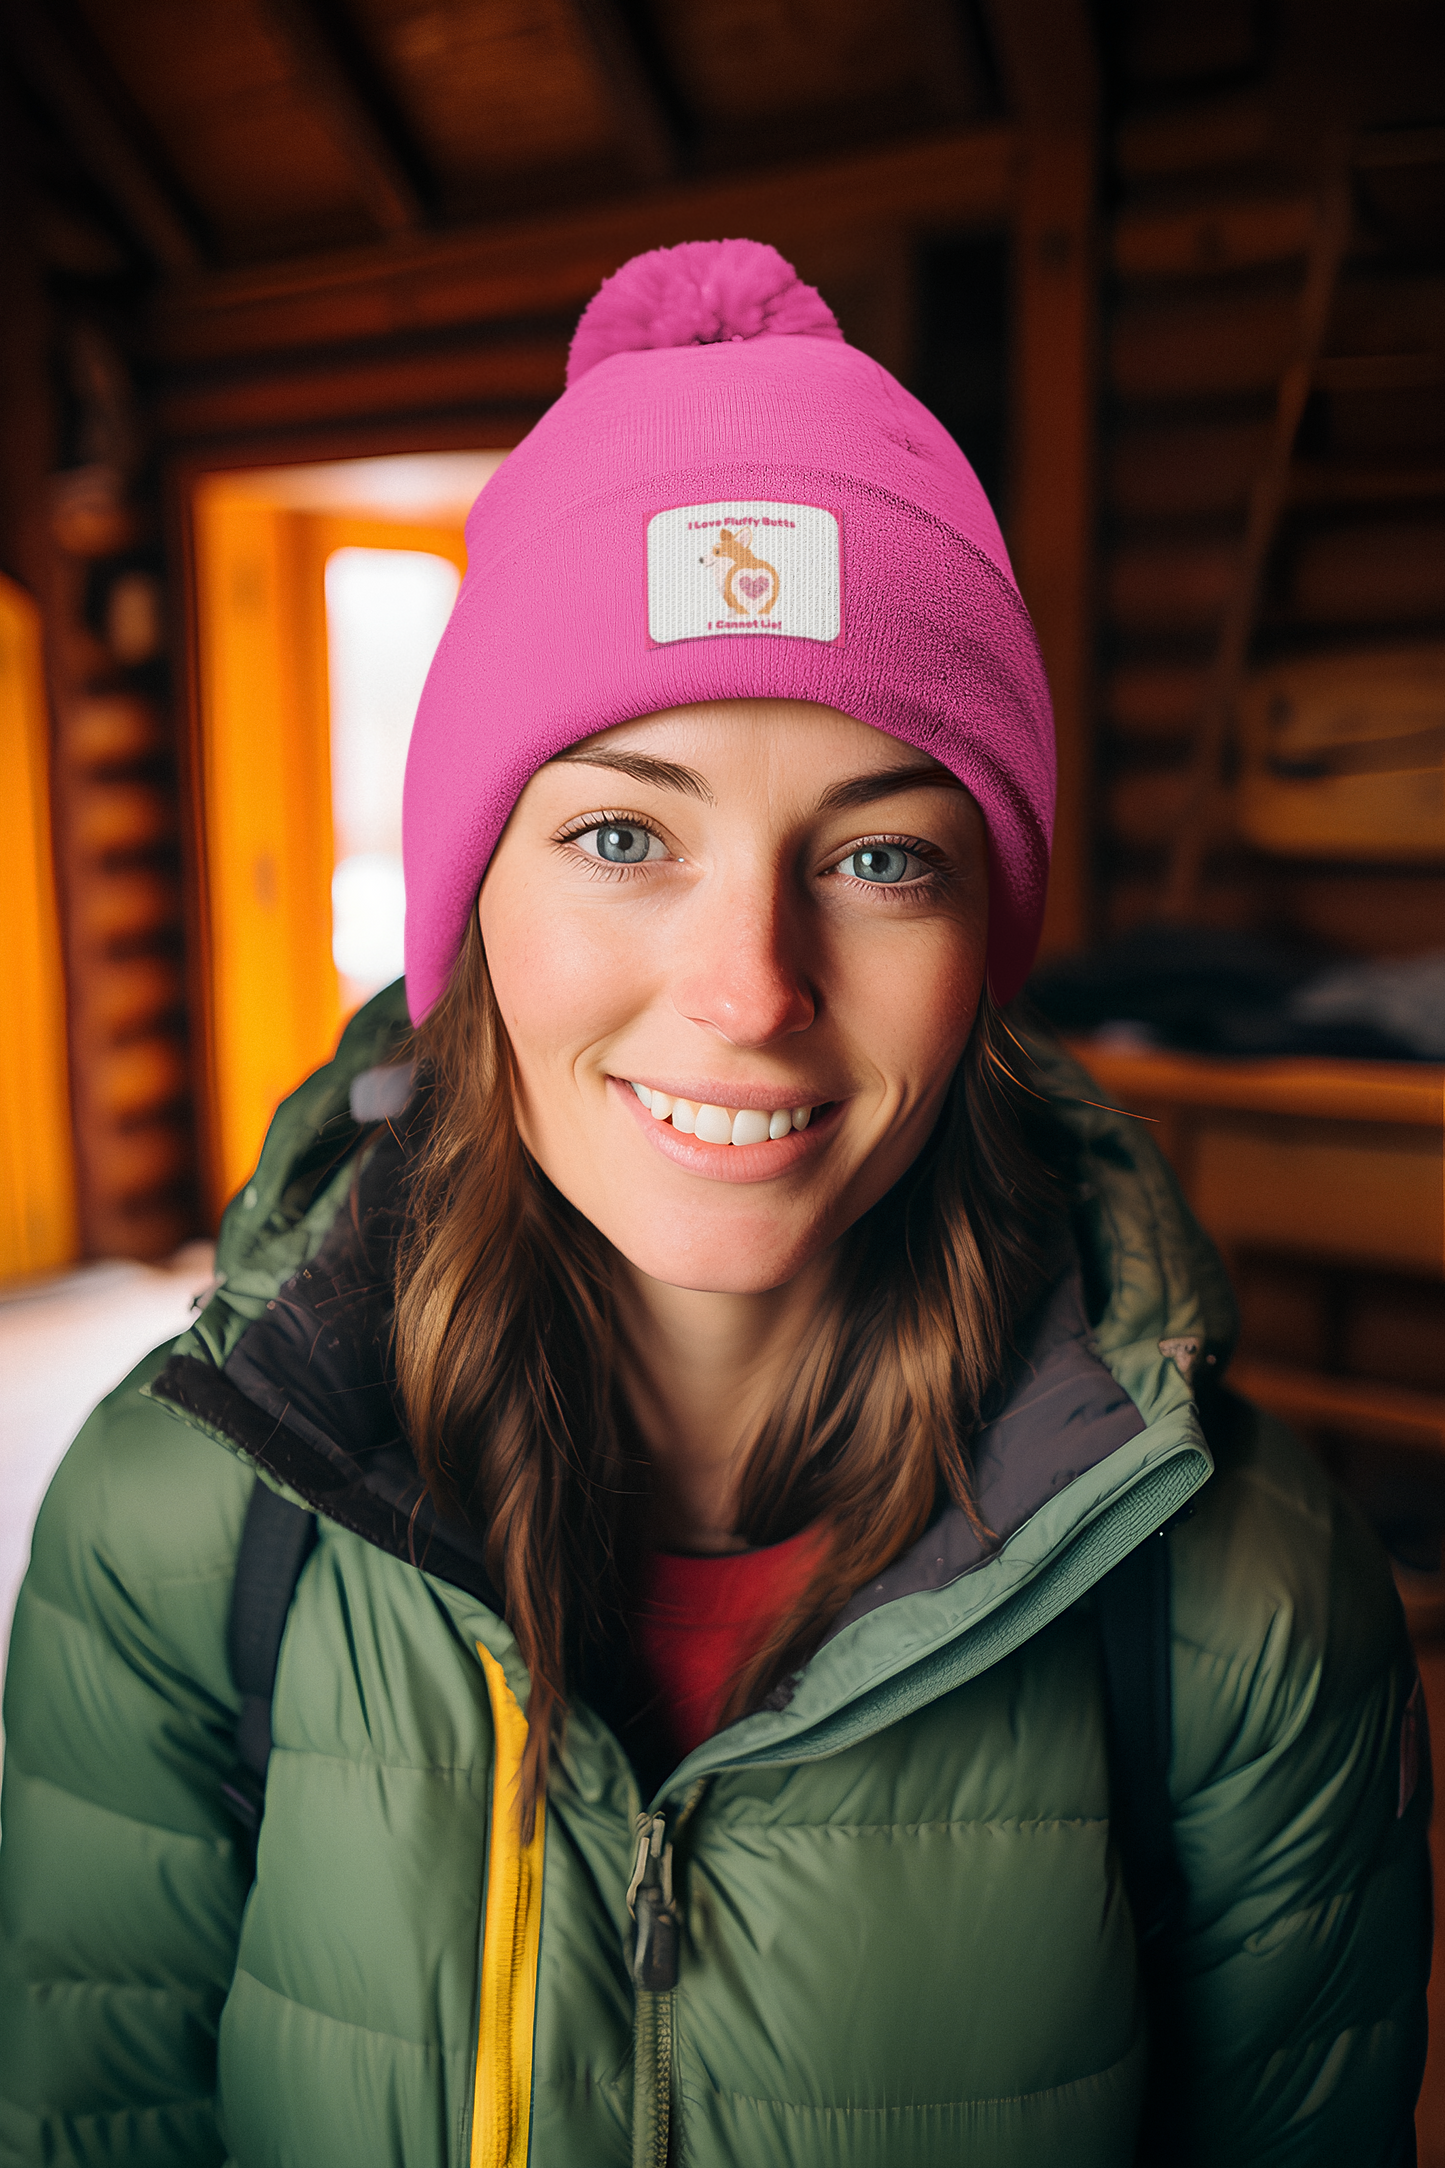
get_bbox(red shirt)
[633,1523,825,1762]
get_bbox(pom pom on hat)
[566,238,843,387]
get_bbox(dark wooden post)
[986,0,1100,961]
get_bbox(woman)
[0,242,1427,2168]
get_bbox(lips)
[628,1082,815,1147]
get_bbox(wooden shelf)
[1231,1356,1445,1453]
[1064,1040,1445,1128]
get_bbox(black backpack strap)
[222,1481,317,1842]
[1098,1525,1188,2166]
[1097,1525,1185,1955]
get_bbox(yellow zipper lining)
[471,1642,547,2168]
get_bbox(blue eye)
[839,844,916,885]
[581,823,665,864]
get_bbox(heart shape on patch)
[738,572,770,601]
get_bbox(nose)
[670,887,816,1046]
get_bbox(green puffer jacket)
[0,985,1429,2168]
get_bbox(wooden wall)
[1095,0,1445,956]
[0,73,198,1265]
[1087,2,1445,1800]
[0,576,78,1277]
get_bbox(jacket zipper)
[626,1786,705,2168]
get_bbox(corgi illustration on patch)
[711,526,780,618]
[650,500,838,645]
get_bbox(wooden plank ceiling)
[47,0,998,266]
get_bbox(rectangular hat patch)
[647,501,841,645]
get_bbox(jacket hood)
[149,982,1232,1791]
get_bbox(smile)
[628,1082,815,1146]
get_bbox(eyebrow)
[553,750,714,801]
[815,763,969,813]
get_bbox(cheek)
[478,888,647,1075]
[841,914,987,1095]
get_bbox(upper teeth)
[630,1082,814,1144]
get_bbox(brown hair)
[393,911,1066,1833]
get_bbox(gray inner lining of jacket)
[825,1268,1144,1638]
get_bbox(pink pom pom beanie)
[402,238,1055,1021]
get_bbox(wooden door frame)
[165,411,542,1222]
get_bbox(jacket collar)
[152,1116,499,1610]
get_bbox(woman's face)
[479,701,989,1295]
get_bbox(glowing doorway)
[326,546,461,1009]
[191,451,502,1209]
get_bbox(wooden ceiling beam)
[250,0,427,235]
[150,123,1017,371]
[567,0,689,183]
[154,333,568,441]
[1,0,204,273]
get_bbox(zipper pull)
[627,1810,680,1992]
